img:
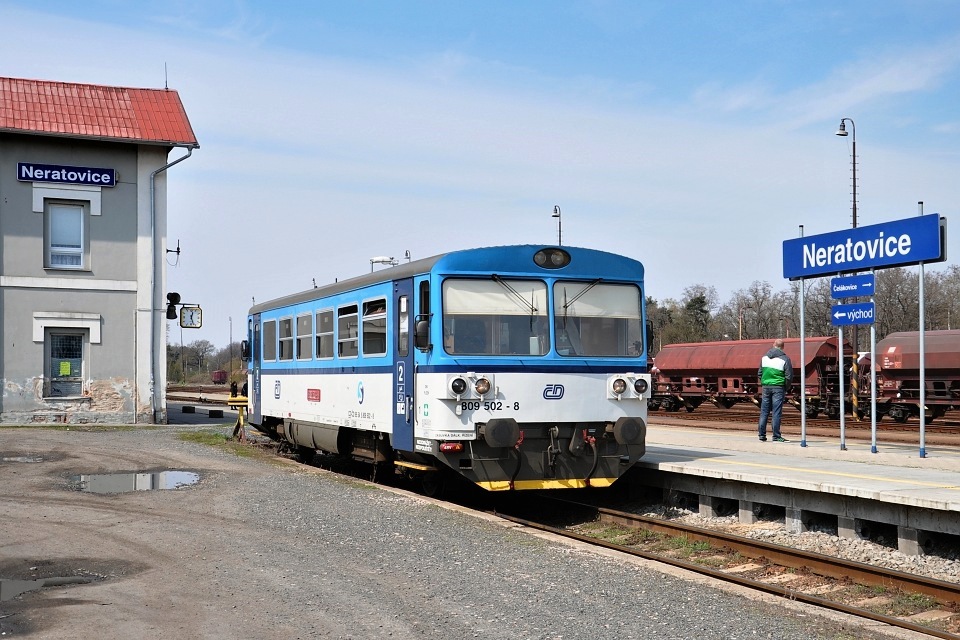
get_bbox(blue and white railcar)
[245,245,650,491]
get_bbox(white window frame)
[278,317,294,361]
[44,200,89,270]
[337,304,359,359]
[296,313,312,361]
[362,298,387,357]
[315,308,334,359]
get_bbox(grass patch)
[177,430,267,459]
[883,591,938,616]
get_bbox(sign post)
[783,214,946,457]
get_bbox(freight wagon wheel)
[296,445,315,464]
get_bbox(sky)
[3,1,960,349]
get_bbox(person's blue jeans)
[758,385,785,439]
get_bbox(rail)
[494,497,960,639]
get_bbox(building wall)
[0,132,171,424]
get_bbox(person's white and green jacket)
[758,347,794,388]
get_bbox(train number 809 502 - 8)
[460,401,520,412]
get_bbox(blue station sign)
[783,215,946,280]
[831,302,875,326]
[18,162,116,187]
[830,273,875,300]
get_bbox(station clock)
[179,306,202,329]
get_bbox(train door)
[392,279,415,452]
[251,313,262,424]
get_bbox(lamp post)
[552,205,562,246]
[836,117,859,422]
[835,118,857,229]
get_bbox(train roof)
[876,329,960,371]
[654,337,848,371]
[248,244,644,315]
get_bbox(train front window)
[554,282,643,357]
[442,278,548,355]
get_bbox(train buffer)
[227,396,249,443]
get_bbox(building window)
[338,304,359,358]
[46,202,86,269]
[278,318,294,361]
[46,331,85,397]
[315,309,334,359]
[362,298,387,356]
[296,314,312,360]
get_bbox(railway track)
[495,496,960,639]
[261,432,960,636]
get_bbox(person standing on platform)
[758,338,793,442]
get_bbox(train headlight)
[450,377,467,396]
[634,378,649,395]
[532,248,571,269]
[475,377,491,396]
[611,378,627,395]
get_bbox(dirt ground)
[1,411,930,640]
[0,417,290,639]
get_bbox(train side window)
[315,309,334,359]
[262,319,277,361]
[296,313,312,360]
[415,280,431,351]
[338,304,359,358]
[397,295,409,357]
[362,298,387,356]
[278,317,294,361]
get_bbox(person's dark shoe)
[758,436,767,442]
[773,436,788,442]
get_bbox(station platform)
[633,421,960,554]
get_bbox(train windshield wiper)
[491,275,538,316]
[561,279,602,316]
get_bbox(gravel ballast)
[0,424,928,640]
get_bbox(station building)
[0,76,198,424]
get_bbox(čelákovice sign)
[783,215,946,280]
[830,273,875,299]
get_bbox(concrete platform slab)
[642,423,960,514]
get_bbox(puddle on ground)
[69,470,200,494]
[1,455,45,463]
[0,576,92,601]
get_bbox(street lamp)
[836,117,860,420]
[835,118,857,229]
[552,205,562,246]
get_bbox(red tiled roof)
[0,77,198,148]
